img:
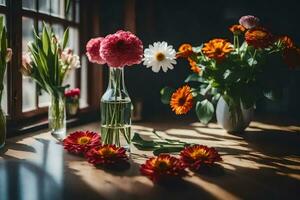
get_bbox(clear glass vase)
[0,108,6,149]
[100,67,132,151]
[49,93,66,140]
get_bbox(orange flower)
[170,85,193,115]
[176,43,193,58]
[283,47,300,69]
[180,145,222,171]
[202,38,233,61]
[245,27,273,48]
[63,131,101,155]
[140,154,187,182]
[229,24,246,35]
[188,58,201,74]
[278,35,294,49]
[86,144,128,166]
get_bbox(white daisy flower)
[143,41,177,73]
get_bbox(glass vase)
[49,93,66,140]
[100,67,132,151]
[0,108,6,149]
[66,97,79,116]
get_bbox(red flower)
[245,27,274,49]
[176,43,193,58]
[180,145,222,171]
[100,30,143,67]
[140,154,187,182]
[65,88,80,98]
[63,131,101,155]
[86,37,106,64]
[85,145,128,166]
[283,47,300,69]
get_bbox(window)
[0,0,100,133]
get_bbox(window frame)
[3,0,102,133]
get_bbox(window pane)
[66,0,73,21]
[75,0,80,23]
[38,0,50,14]
[38,89,50,107]
[52,23,64,40]
[22,0,36,10]
[51,0,65,18]
[80,56,88,108]
[22,17,37,112]
[0,0,5,6]
[0,14,7,114]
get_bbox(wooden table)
[0,118,300,200]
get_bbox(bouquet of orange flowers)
[159,15,300,125]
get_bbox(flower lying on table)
[140,154,187,182]
[63,131,101,154]
[86,144,128,166]
[180,145,222,171]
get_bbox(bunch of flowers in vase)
[65,88,80,116]
[0,16,12,149]
[21,23,80,139]
[144,15,300,133]
[86,30,143,151]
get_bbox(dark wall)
[99,0,300,120]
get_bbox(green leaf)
[62,28,69,49]
[160,87,175,104]
[185,73,206,83]
[195,99,214,124]
[42,24,50,55]
[65,0,71,15]
[1,27,7,62]
[132,133,158,148]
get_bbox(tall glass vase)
[49,93,66,140]
[100,67,132,151]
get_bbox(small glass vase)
[100,67,132,151]
[49,93,66,140]
[0,108,6,149]
[66,97,79,116]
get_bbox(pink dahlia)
[86,37,106,64]
[100,30,143,67]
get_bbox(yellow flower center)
[156,52,165,61]
[98,147,115,157]
[190,149,209,160]
[77,136,91,145]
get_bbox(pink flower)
[21,53,33,76]
[86,37,106,64]
[239,15,260,29]
[100,30,143,67]
[65,88,80,98]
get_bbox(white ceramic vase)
[216,96,254,133]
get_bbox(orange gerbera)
[180,145,222,171]
[202,38,233,61]
[245,27,273,48]
[283,47,300,69]
[170,85,193,115]
[140,154,187,182]
[229,24,246,35]
[176,43,193,58]
[278,35,294,49]
[188,58,201,74]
